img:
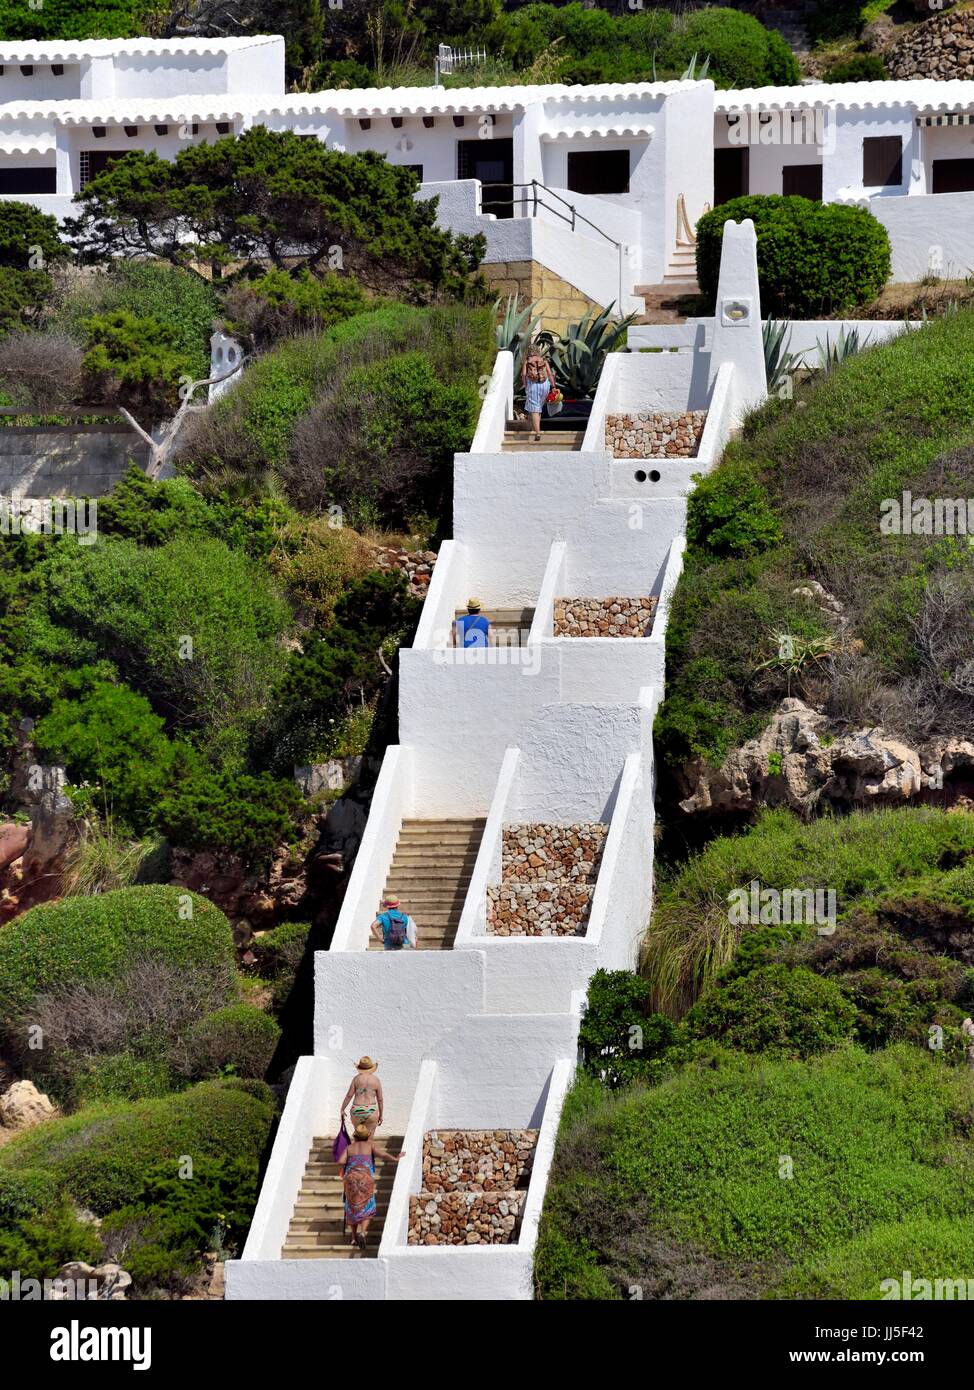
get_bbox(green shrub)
[645,807,974,1013]
[696,195,891,317]
[536,1045,974,1298]
[33,676,176,831]
[772,1215,974,1300]
[685,963,857,1057]
[73,1053,175,1106]
[81,309,190,416]
[182,1003,281,1080]
[227,268,372,347]
[0,0,144,41]
[0,1203,102,1282]
[0,1078,276,1213]
[670,7,801,88]
[29,535,292,763]
[685,459,782,557]
[0,885,234,1025]
[155,765,302,863]
[825,54,888,82]
[578,969,685,1087]
[99,1154,260,1291]
[0,1169,59,1223]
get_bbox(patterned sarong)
[343,1153,376,1223]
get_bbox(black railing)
[480,178,624,253]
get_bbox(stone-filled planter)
[408,1129,538,1246]
[605,410,707,458]
[554,596,656,638]
[487,823,607,936]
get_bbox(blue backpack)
[379,909,409,948]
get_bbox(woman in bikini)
[521,349,555,442]
[340,1055,383,1139]
[338,1124,403,1250]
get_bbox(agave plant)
[816,324,870,374]
[763,317,797,398]
[545,302,638,399]
[681,51,711,81]
[494,293,544,387]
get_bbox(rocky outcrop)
[0,788,78,925]
[678,697,974,816]
[52,1262,132,1300]
[372,544,437,599]
[888,5,974,79]
[0,1079,57,1131]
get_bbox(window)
[862,135,902,188]
[406,163,423,181]
[566,149,630,196]
[80,149,126,188]
[0,167,56,195]
[782,164,823,199]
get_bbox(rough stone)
[605,410,706,459]
[0,1079,56,1131]
[487,823,607,935]
[554,595,656,638]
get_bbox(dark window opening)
[714,147,749,204]
[0,167,56,195]
[457,136,513,217]
[782,163,823,199]
[566,148,630,196]
[932,158,974,194]
[863,135,902,188]
[79,149,127,188]
[405,164,423,181]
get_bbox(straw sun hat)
[356,1056,378,1072]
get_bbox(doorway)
[714,147,749,204]
[457,136,514,218]
[782,164,823,199]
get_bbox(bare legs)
[529,411,541,441]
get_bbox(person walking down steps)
[370,895,418,950]
[340,1056,384,1138]
[521,349,555,442]
[339,1125,403,1251]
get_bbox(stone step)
[386,868,474,883]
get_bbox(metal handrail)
[481,178,624,252]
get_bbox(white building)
[7,36,974,307]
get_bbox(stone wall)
[487,823,607,936]
[481,260,600,335]
[0,428,149,499]
[888,5,974,78]
[605,410,707,458]
[554,596,656,638]
[421,1129,537,1191]
[407,1129,538,1245]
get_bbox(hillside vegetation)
[657,311,974,776]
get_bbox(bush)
[685,459,782,557]
[30,535,292,764]
[33,677,177,832]
[578,969,684,1087]
[0,1169,59,1224]
[72,1053,175,1106]
[181,1003,280,1080]
[155,764,302,863]
[696,195,891,317]
[536,1045,974,1298]
[99,1154,260,1291]
[645,807,974,1013]
[225,269,372,348]
[80,309,190,417]
[0,1203,102,1282]
[670,7,801,88]
[0,885,234,1026]
[825,54,888,82]
[0,1078,276,1213]
[685,963,857,1057]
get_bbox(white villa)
[3,34,974,312]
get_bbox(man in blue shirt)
[454,597,491,648]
